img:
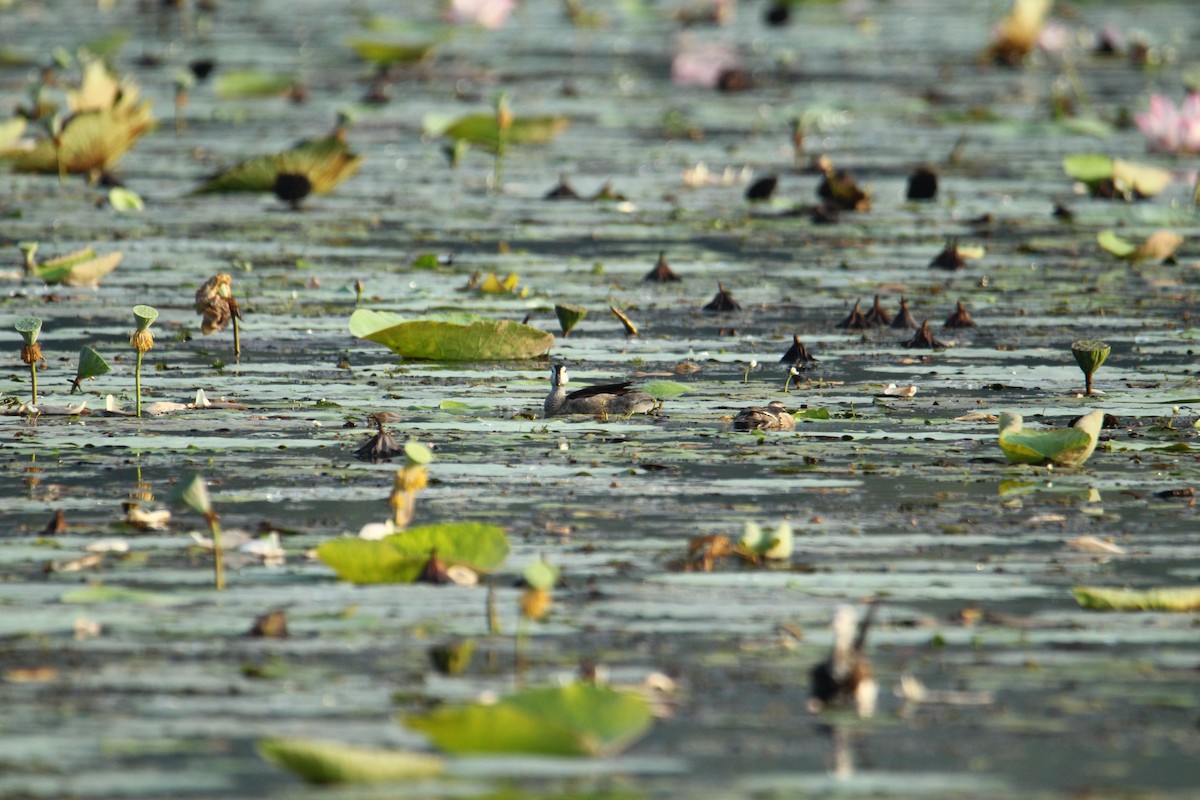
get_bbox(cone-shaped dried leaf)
[703,282,740,313]
[1071,586,1200,612]
[350,309,553,361]
[644,252,681,282]
[837,299,869,330]
[890,297,918,329]
[943,301,976,329]
[317,522,510,584]
[818,169,871,211]
[554,303,587,337]
[194,135,362,196]
[998,410,1103,467]
[257,738,444,785]
[904,320,946,349]
[354,428,402,462]
[436,113,569,153]
[34,248,122,287]
[863,295,892,326]
[545,175,580,199]
[168,472,213,516]
[780,335,817,367]
[404,683,653,757]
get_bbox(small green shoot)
[130,305,158,417]
[15,317,43,405]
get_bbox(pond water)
[1,0,1198,797]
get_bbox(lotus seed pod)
[14,316,42,345]
[1071,340,1111,394]
[132,304,159,332]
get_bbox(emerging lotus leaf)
[998,410,1103,467]
[404,683,653,757]
[33,248,122,287]
[214,69,297,99]
[194,135,363,201]
[72,345,111,392]
[257,738,444,785]
[554,303,587,337]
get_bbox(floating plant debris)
[1096,229,1183,263]
[906,166,938,200]
[702,282,740,313]
[195,273,243,355]
[644,251,681,282]
[837,299,870,330]
[809,604,877,718]
[1072,586,1200,612]
[1063,153,1171,200]
[355,422,402,463]
[745,175,778,202]
[739,520,794,560]
[732,402,795,432]
[544,174,580,199]
[817,164,871,211]
[609,305,639,337]
[31,247,122,287]
[943,301,976,329]
[257,738,444,785]
[71,345,110,394]
[349,310,553,361]
[779,335,817,368]
[890,297,918,329]
[904,320,946,349]
[929,239,972,271]
[863,294,892,326]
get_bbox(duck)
[808,604,878,718]
[733,401,795,431]
[543,364,656,418]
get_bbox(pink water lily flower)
[447,0,515,29]
[1136,93,1200,155]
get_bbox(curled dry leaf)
[195,273,239,334]
[124,502,171,531]
[880,384,918,398]
[955,413,999,423]
[1068,535,1126,555]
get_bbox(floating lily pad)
[1097,230,1183,263]
[346,39,438,67]
[638,380,690,399]
[1063,153,1172,198]
[194,135,362,197]
[739,521,793,560]
[404,683,653,757]
[257,738,444,785]
[214,69,297,98]
[34,248,122,287]
[998,410,1103,467]
[349,309,553,361]
[317,522,510,584]
[1072,586,1200,612]
[429,113,570,153]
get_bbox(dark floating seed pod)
[890,296,918,329]
[188,58,216,81]
[943,300,976,329]
[273,172,313,210]
[355,416,404,462]
[864,294,892,327]
[764,2,790,26]
[929,238,966,271]
[1053,202,1075,221]
[544,174,580,200]
[644,251,681,282]
[745,175,778,202]
[837,298,870,330]
[591,181,628,202]
[717,68,753,93]
[906,166,938,200]
[904,319,946,349]
[249,610,289,638]
[818,166,871,211]
[703,282,741,313]
[779,334,818,368]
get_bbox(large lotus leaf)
[214,69,296,98]
[194,135,362,195]
[257,738,444,785]
[36,249,121,287]
[639,380,690,399]
[438,113,570,152]
[346,38,438,66]
[405,683,653,757]
[1072,586,1200,612]
[998,410,1102,467]
[1062,153,1112,184]
[349,309,553,361]
[317,522,510,584]
[3,98,153,175]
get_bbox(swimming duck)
[733,401,795,431]
[543,365,656,417]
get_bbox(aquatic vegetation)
[168,473,225,591]
[702,282,740,313]
[349,309,553,361]
[863,295,892,326]
[346,38,439,68]
[1096,229,1183,263]
[554,302,587,337]
[891,297,918,329]
[428,104,570,155]
[984,0,1052,66]
[194,273,242,356]
[317,522,510,584]
[904,320,946,349]
[446,0,515,28]
[997,410,1103,467]
[14,317,43,405]
[817,163,871,211]
[671,39,742,89]
[943,301,976,330]
[929,240,985,271]
[128,305,157,418]
[1135,93,1200,155]
[739,520,794,559]
[194,132,363,208]
[1071,340,1110,395]
[1072,586,1200,612]
[214,69,300,99]
[906,166,938,200]
[71,345,111,394]
[644,251,682,282]
[258,738,444,785]
[404,682,653,756]
[609,305,639,336]
[521,558,560,622]
[1063,153,1171,200]
[390,442,433,529]
[28,246,122,287]
[837,299,870,330]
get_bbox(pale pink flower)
[447,0,515,29]
[1136,93,1200,155]
[671,40,740,88]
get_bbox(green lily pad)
[1062,153,1113,184]
[108,186,143,212]
[998,410,1103,467]
[1072,586,1200,612]
[795,407,832,421]
[431,113,570,153]
[349,309,553,361]
[257,738,444,785]
[638,380,690,399]
[194,135,362,196]
[404,683,653,757]
[1097,230,1182,263]
[317,522,510,584]
[34,248,122,287]
[214,69,296,98]
[346,38,438,67]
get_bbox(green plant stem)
[232,313,241,358]
[135,350,143,417]
[30,363,37,405]
[208,515,225,591]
